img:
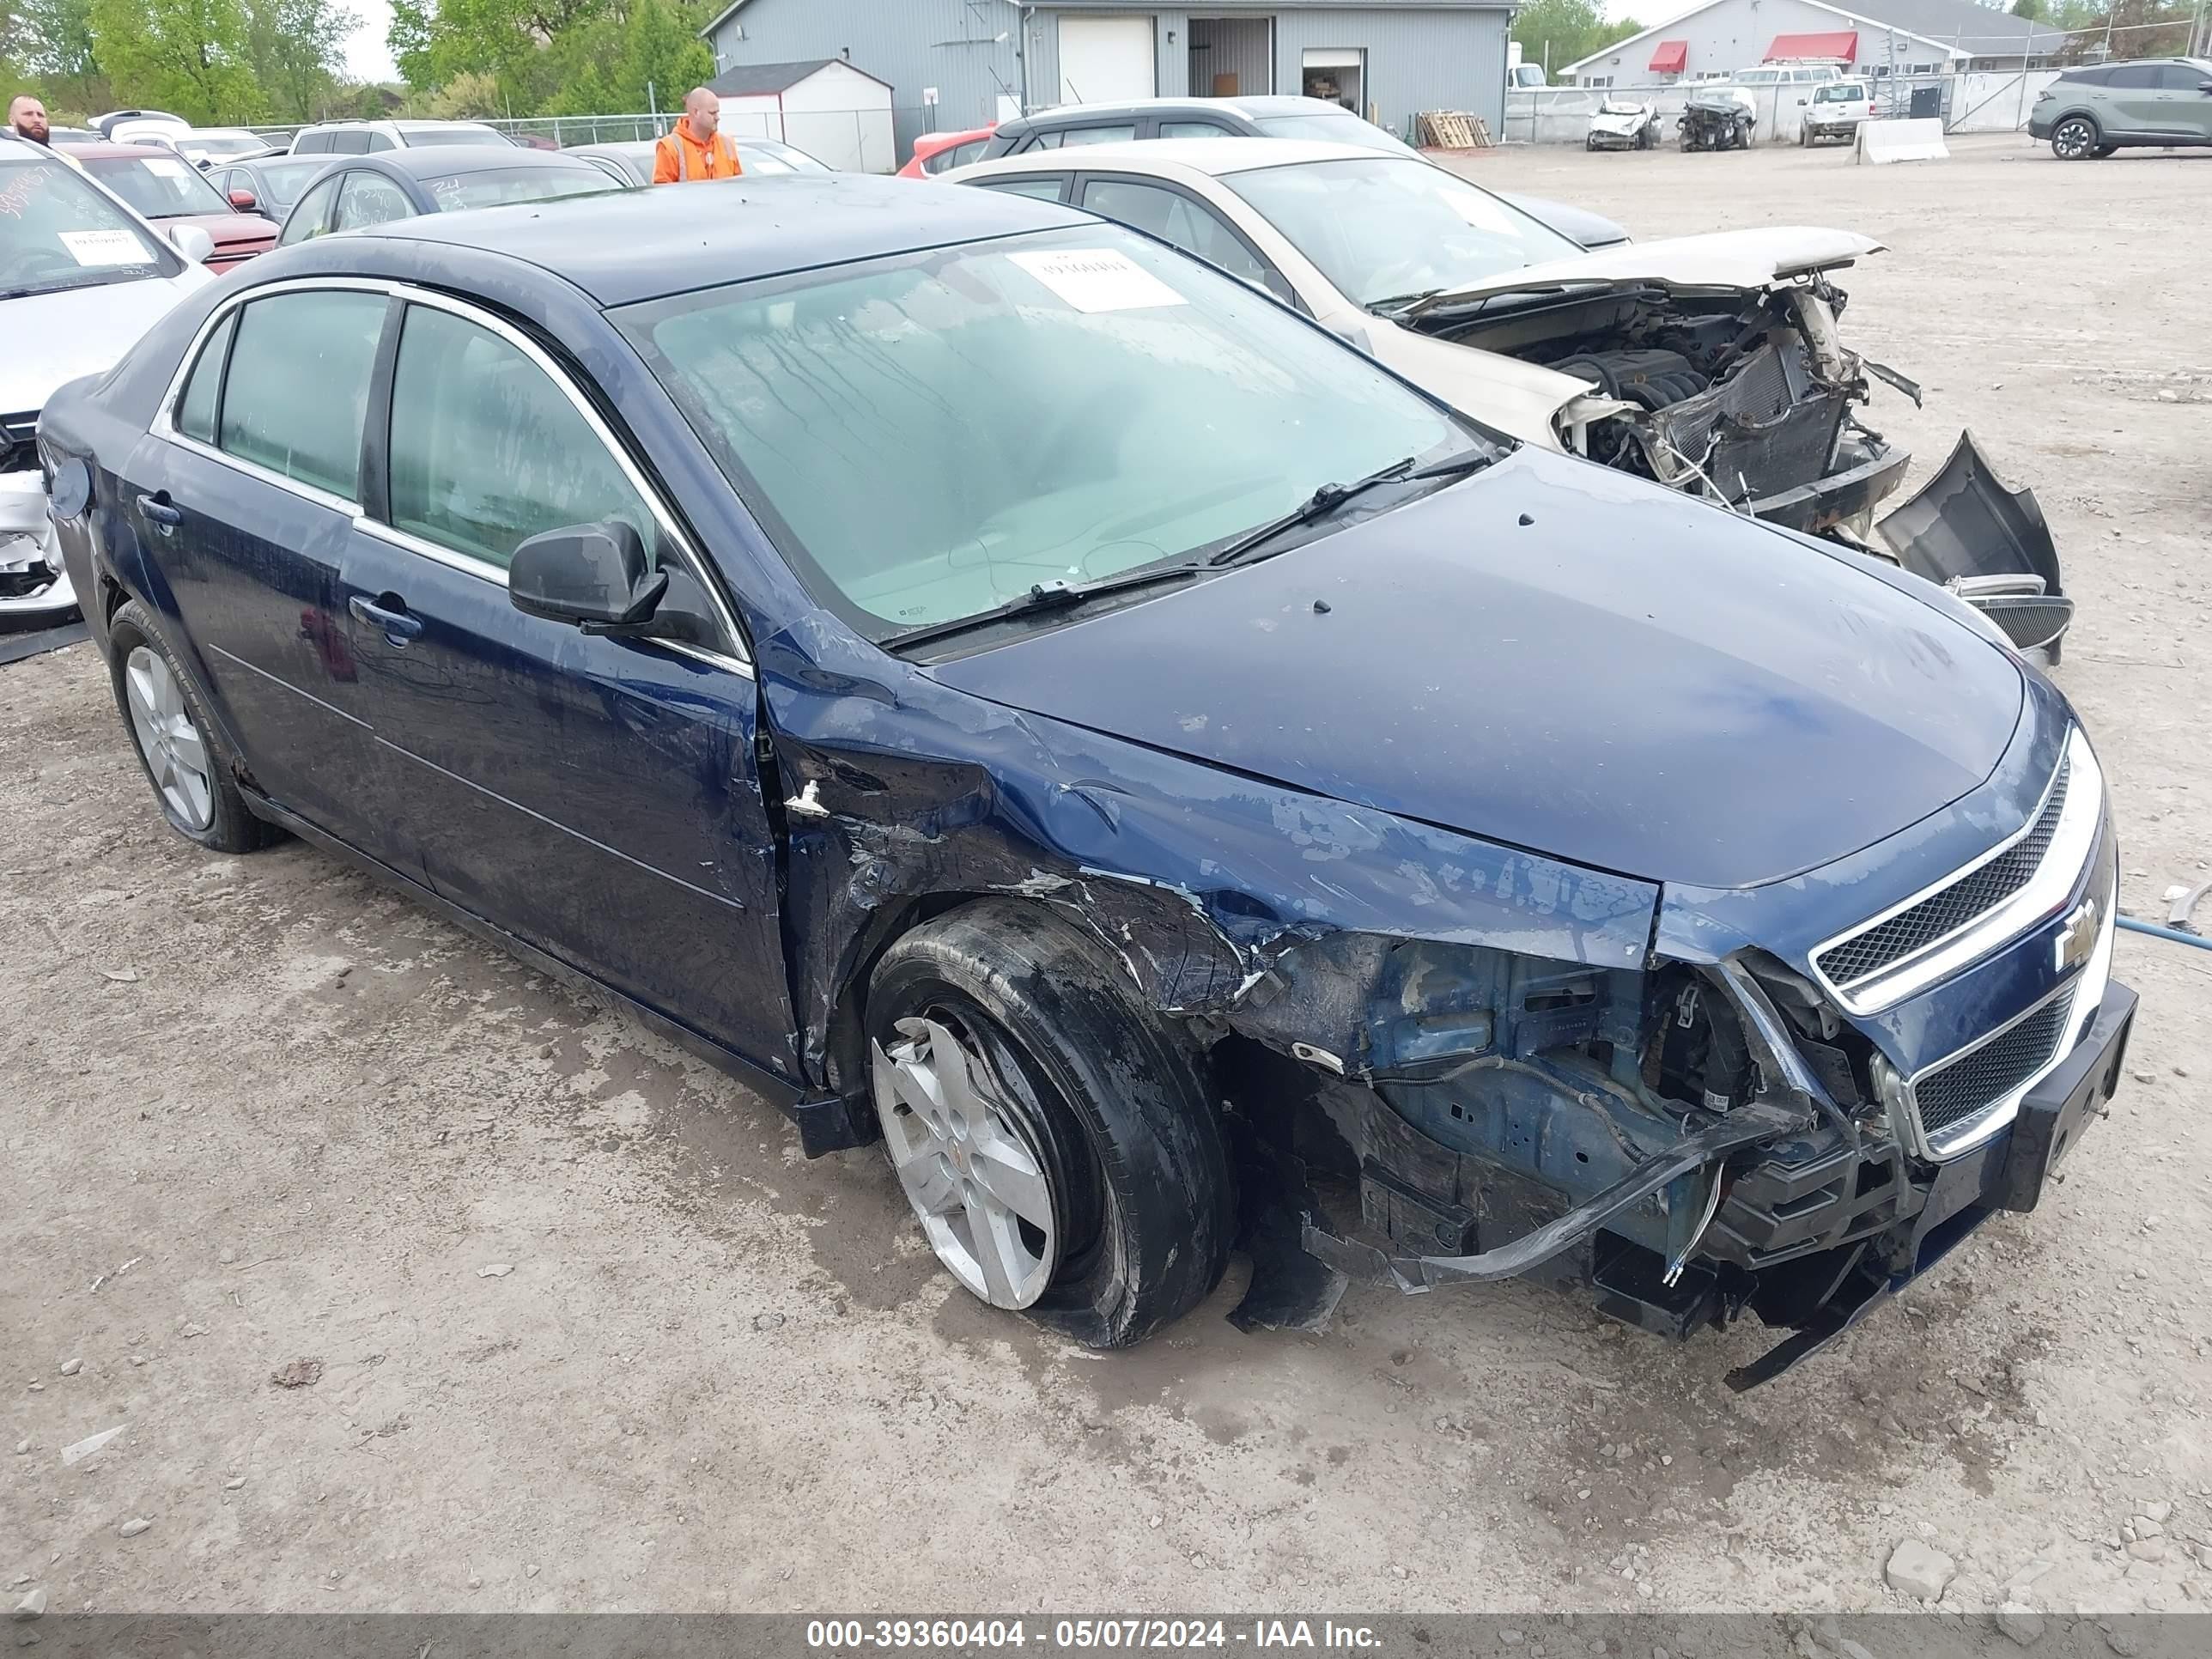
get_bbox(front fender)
[755,617,1659,1093]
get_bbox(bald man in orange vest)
[653,87,743,184]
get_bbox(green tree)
[1512,0,1644,80]
[9,0,108,112]
[2010,0,2048,20]
[88,0,264,122]
[615,0,710,112]
[241,0,356,122]
[426,65,500,116]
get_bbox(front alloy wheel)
[874,1014,1058,1309]
[2051,118,2097,160]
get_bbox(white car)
[1800,81,1875,145]
[1,135,215,627]
[175,127,278,168]
[945,138,2071,649]
[288,119,511,156]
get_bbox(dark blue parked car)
[42,176,2133,1382]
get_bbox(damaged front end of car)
[1405,258,2072,655]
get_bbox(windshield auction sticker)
[59,228,147,265]
[1007,248,1188,313]
[144,156,191,179]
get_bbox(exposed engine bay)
[1409,275,2072,654]
[1420,277,1887,526]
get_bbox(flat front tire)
[105,599,276,854]
[867,901,1233,1347]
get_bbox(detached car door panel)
[339,296,797,1071]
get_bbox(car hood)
[0,269,208,414]
[928,449,2024,890]
[1425,226,1882,309]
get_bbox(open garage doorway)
[1302,46,1365,113]
[1188,16,1274,100]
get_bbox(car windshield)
[399,125,509,148]
[190,133,267,157]
[617,225,1480,644]
[252,157,331,211]
[422,167,614,211]
[81,152,234,218]
[1251,111,1414,153]
[1224,155,1585,310]
[1814,84,1867,103]
[0,154,172,298]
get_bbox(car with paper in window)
[40,174,2132,1386]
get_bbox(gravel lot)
[5,134,2210,1631]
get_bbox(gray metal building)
[698,1,1518,166]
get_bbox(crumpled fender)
[755,616,1660,1093]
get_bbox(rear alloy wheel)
[867,901,1233,1346]
[106,599,276,853]
[2051,117,2099,160]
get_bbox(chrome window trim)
[1809,727,2104,1015]
[150,273,753,672]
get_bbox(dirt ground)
[5,134,2210,1630]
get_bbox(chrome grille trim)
[1817,759,2069,991]
[1809,728,2104,1015]
[1892,838,2118,1161]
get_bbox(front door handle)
[137,491,182,527]
[349,593,424,643]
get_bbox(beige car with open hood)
[946,138,2072,657]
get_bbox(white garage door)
[1058,15,1157,106]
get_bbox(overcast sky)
[344,0,399,84]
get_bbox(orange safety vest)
[653,120,742,184]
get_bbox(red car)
[897,125,996,179]
[70,143,278,272]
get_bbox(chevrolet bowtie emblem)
[2055,894,2101,975]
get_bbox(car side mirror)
[2200,81,2212,94]
[167,223,216,264]
[228,188,258,211]
[509,520,668,634]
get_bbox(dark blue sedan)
[272,144,620,245]
[42,176,2133,1380]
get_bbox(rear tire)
[2051,116,2099,160]
[866,901,1233,1348]
[105,599,276,854]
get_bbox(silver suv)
[2031,58,2212,159]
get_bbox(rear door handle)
[137,491,182,527]
[349,593,423,642]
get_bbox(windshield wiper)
[1206,447,1493,568]
[882,564,1206,655]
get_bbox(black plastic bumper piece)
[1725,981,2136,1389]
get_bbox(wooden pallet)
[1418,111,1492,149]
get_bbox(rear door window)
[975,175,1071,201]
[174,313,237,444]
[279,174,341,243]
[336,171,414,229]
[2106,64,2160,88]
[1078,177,1281,294]
[216,290,390,500]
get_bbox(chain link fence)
[244,108,920,173]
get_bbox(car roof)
[354,145,597,179]
[958,136,1389,179]
[355,172,1091,306]
[1009,94,1340,126]
[69,142,198,161]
